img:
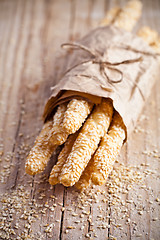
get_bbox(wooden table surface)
[0,0,160,239]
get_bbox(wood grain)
[0,0,159,239]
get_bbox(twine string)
[61,42,159,99]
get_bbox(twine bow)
[61,42,160,99]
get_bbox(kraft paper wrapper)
[43,26,160,137]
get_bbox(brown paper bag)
[43,26,160,136]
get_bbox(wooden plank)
[108,1,160,239]
[0,0,25,188]
[0,0,72,239]
[0,0,160,239]
[13,0,72,239]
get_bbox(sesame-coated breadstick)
[59,98,113,187]
[49,103,68,145]
[100,7,121,26]
[25,120,56,175]
[113,0,142,31]
[74,157,94,191]
[49,132,79,185]
[91,111,126,185]
[25,104,67,175]
[101,0,142,31]
[62,99,94,135]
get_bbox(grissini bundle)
[100,0,142,31]
[47,0,142,187]
[25,0,160,191]
[26,0,140,177]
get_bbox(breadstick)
[100,0,142,31]
[49,132,79,185]
[25,120,56,175]
[100,7,121,26]
[91,111,126,185]
[25,104,67,175]
[49,103,68,145]
[62,99,94,135]
[74,157,94,191]
[113,0,142,31]
[59,98,113,187]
